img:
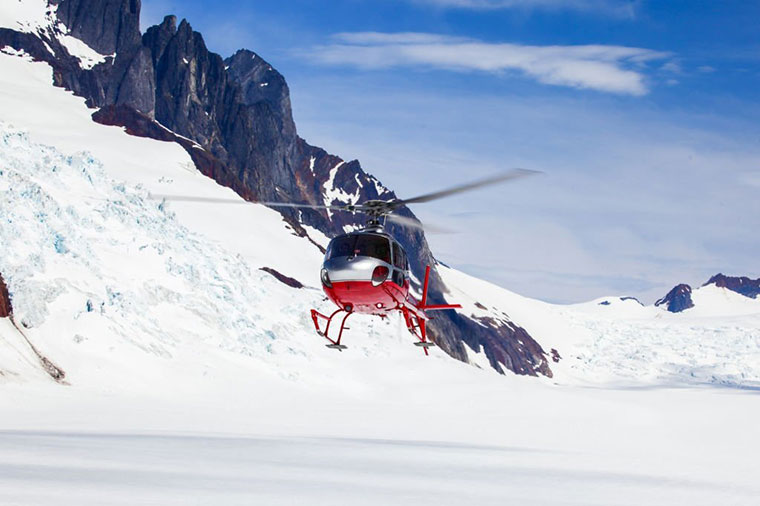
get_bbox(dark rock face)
[0,273,11,318]
[226,49,296,142]
[53,0,142,55]
[705,273,760,299]
[260,267,304,289]
[465,316,551,376]
[2,0,552,377]
[655,284,694,313]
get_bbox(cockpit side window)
[328,235,356,259]
[393,242,407,269]
[354,235,391,263]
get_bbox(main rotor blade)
[394,168,541,207]
[385,214,454,234]
[150,194,350,211]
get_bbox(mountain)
[704,273,760,299]
[655,274,760,314]
[0,0,550,376]
[655,284,694,313]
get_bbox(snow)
[301,223,332,249]
[322,160,360,219]
[1,46,29,58]
[0,0,108,69]
[687,283,760,317]
[1,31,760,506]
[57,29,107,69]
[369,173,389,196]
[439,265,760,388]
[0,318,49,383]
[2,423,758,506]
[0,0,51,34]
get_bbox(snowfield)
[441,266,760,388]
[1,38,760,506]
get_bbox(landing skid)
[310,265,461,356]
[311,308,352,350]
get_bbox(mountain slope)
[0,0,552,375]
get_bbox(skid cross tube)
[311,308,352,350]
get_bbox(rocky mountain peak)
[142,15,177,67]
[655,283,694,313]
[160,14,178,33]
[704,273,760,299]
[225,48,296,142]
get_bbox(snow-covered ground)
[441,266,760,388]
[1,38,760,506]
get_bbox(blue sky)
[141,0,760,303]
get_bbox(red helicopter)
[157,169,538,354]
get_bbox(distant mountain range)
[656,274,760,313]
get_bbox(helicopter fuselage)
[319,229,411,315]
[312,226,460,353]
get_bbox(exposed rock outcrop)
[655,284,694,313]
[0,273,11,318]
[704,273,760,299]
[260,267,304,289]
[1,0,552,377]
[53,0,142,55]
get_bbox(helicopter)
[155,168,538,354]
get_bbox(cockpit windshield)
[328,234,391,263]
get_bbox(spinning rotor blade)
[393,168,540,207]
[385,214,453,234]
[150,194,350,211]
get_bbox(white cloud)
[660,61,682,73]
[307,32,671,95]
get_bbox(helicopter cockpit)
[322,231,408,289]
[327,233,391,263]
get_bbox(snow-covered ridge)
[0,0,108,69]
